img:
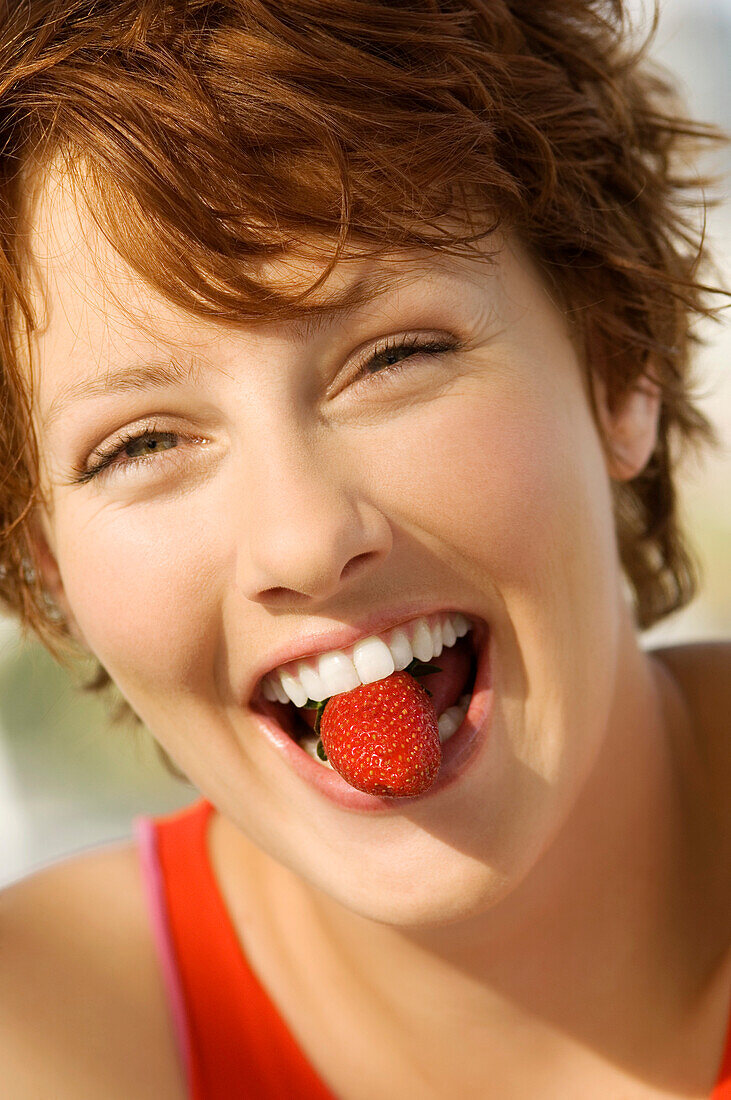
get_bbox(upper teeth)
[260,611,472,708]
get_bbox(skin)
[19,162,730,1097]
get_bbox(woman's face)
[28,170,652,925]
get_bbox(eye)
[72,423,183,484]
[72,334,460,484]
[350,332,461,390]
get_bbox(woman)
[0,1,728,1097]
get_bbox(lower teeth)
[300,733,334,769]
[437,693,471,743]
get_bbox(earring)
[41,590,66,625]
[20,558,37,584]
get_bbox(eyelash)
[74,332,461,484]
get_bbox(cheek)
[375,373,616,589]
[54,506,223,695]
[372,372,623,785]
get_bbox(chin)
[295,843,517,929]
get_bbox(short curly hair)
[0,0,725,749]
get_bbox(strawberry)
[317,671,442,797]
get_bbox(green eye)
[373,345,418,368]
[77,428,181,483]
[362,335,459,381]
[123,433,178,460]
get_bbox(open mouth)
[250,613,483,771]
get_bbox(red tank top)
[134,798,335,1099]
[134,797,731,1100]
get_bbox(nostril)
[259,586,294,602]
[340,551,377,582]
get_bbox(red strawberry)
[318,671,442,797]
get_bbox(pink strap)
[133,814,192,1097]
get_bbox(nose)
[235,435,392,607]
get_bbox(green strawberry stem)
[404,658,442,677]
[303,697,327,735]
[302,657,442,733]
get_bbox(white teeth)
[437,700,470,743]
[387,628,413,671]
[453,612,470,637]
[261,679,279,702]
[436,686,473,744]
[437,709,461,742]
[352,636,395,684]
[297,662,329,703]
[300,733,334,769]
[411,618,434,662]
[260,611,475,710]
[316,650,361,696]
[441,617,456,647]
[279,669,309,708]
[273,679,290,704]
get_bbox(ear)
[26,509,88,649]
[591,368,661,482]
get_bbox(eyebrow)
[41,263,438,432]
[284,266,427,341]
[42,358,206,434]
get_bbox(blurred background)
[1,0,729,888]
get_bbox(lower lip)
[251,623,495,813]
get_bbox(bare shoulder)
[650,637,731,747]
[651,637,731,874]
[0,839,186,1100]
[651,635,731,682]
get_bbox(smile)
[250,611,493,809]
[258,610,473,705]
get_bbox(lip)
[250,618,494,813]
[246,602,485,704]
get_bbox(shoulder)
[650,638,731,888]
[650,635,731,681]
[649,637,731,742]
[0,838,186,1100]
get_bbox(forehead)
[28,151,593,437]
[26,158,485,356]
[26,161,203,382]
[23,160,524,438]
